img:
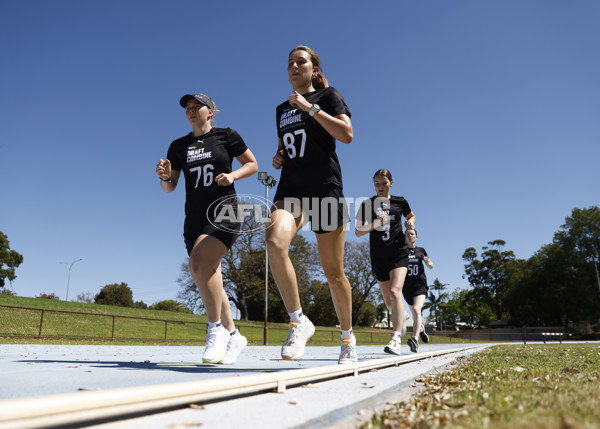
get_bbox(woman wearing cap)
[268,45,356,364]
[355,169,416,356]
[156,93,258,364]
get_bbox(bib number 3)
[283,129,307,159]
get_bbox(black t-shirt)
[167,128,248,214]
[276,87,351,189]
[357,196,412,251]
[405,246,429,287]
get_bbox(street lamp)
[60,258,83,301]
[258,171,277,345]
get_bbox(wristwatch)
[308,103,321,117]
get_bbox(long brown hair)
[289,45,328,90]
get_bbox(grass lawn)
[1,295,483,346]
[363,343,600,429]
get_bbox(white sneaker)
[203,325,230,364]
[281,317,315,360]
[219,330,248,364]
[338,333,357,364]
[401,312,410,337]
[384,337,402,356]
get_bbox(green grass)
[0,295,481,346]
[363,344,600,429]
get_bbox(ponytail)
[290,45,329,90]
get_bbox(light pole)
[60,258,83,301]
[258,171,277,345]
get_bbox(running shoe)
[401,312,411,337]
[219,330,248,364]
[407,337,419,353]
[419,326,429,343]
[338,333,357,364]
[384,337,402,356]
[203,324,230,364]
[281,317,315,360]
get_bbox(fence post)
[164,320,168,342]
[112,316,116,339]
[39,309,45,337]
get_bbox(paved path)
[0,343,489,428]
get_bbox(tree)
[304,279,338,326]
[444,288,495,328]
[95,283,134,307]
[343,241,379,326]
[554,206,600,303]
[462,240,516,321]
[76,292,93,303]
[506,207,600,328]
[0,232,23,288]
[37,292,59,300]
[425,278,448,329]
[149,300,192,313]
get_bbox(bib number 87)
[283,129,307,159]
[190,164,214,188]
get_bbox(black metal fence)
[0,304,395,345]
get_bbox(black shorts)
[402,281,428,305]
[370,246,409,282]
[183,212,240,256]
[273,184,350,234]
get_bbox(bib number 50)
[282,129,307,159]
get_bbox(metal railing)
[0,304,395,345]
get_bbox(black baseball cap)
[179,93,215,110]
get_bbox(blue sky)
[2,1,599,310]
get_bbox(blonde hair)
[198,93,219,124]
[289,45,328,90]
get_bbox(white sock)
[208,320,222,330]
[229,328,237,336]
[393,331,402,340]
[289,309,304,323]
[341,329,353,341]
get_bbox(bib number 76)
[282,129,307,159]
[190,164,214,188]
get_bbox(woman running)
[404,228,433,352]
[268,45,356,364]
[156,93,257,364]
[355,169,415,355]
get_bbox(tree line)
[436,206,600,332]
[2,206,599,330]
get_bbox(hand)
[423,256,430,263]
[215,172,235,186]
[405,220,415,230]
[289,91,311,111]
[156,159,171,181]
[272,149,285,169]
[377,212,389,225]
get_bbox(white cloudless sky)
[1,1,599,308]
